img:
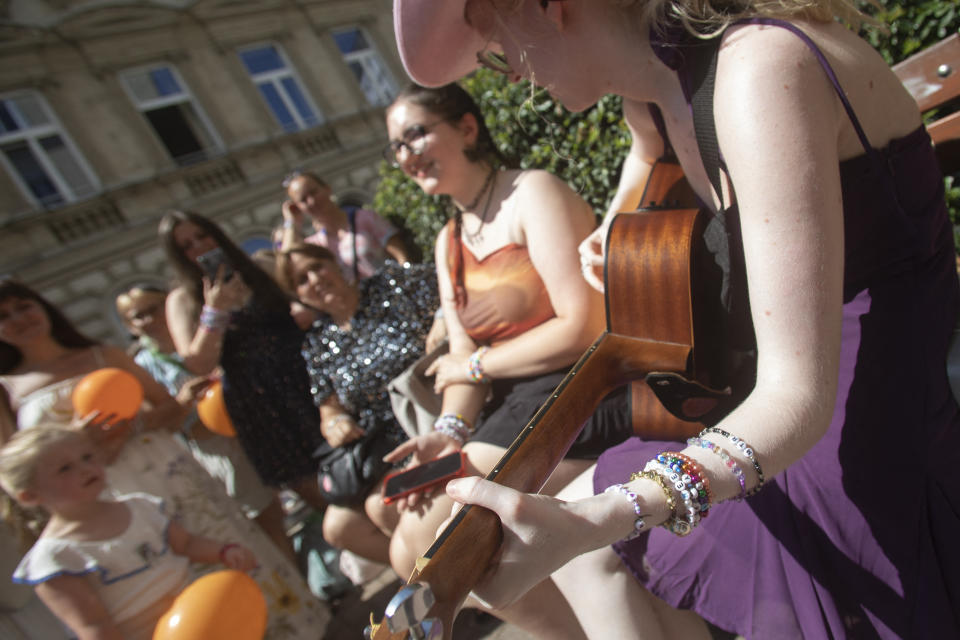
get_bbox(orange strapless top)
[447,223,555,345]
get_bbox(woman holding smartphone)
[160,210,327,510]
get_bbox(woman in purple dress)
[389,0,960,638]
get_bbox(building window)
[0,91,99,209]
[120,65,221,166]
[333,27,398,107]
[238,44,322,133]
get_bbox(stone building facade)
[0,0,402,345]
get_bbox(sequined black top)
[302,262,439,440]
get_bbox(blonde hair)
[497,0,880,38]
[647,0,882,37]
[0,426,90,550]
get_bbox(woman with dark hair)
[159,210,326,508]
[278,243,439,564]
[379,82,635,637]
[0,279,329,637]
[0,280,182,448]
[278,171,411,282]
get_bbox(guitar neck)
[393,332,692,635]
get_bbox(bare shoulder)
[511,169,586,212]
[718,21,919,154]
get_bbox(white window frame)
[0,90,100,210]
[119,64,223,163]
[332,26,398,107]
[237,42,323,132]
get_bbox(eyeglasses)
[474,0,563,77]
[476,50,512,76]
[382,120,447,168]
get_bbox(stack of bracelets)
[433,413,473,445]
[199,305,230,332]
[467,346,489,383]
[604,428,765,540]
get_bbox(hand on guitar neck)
[366,159,723,640]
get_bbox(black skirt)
[469,369,632,459]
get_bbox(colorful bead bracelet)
[467,346,490,383]
[603,483,648,541]
[433,413,473,445]
[687,436,746,501]
[699,427,765,496]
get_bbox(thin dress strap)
[741,18,875,155]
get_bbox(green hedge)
[374,2,959,260]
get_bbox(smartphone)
[382,451,468,504]
[196,247,234,282]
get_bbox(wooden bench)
[892,32,960,174]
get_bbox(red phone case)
[381,452,467,504]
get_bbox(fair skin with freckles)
[377,94,609,639]
[419,0,927,637]
[15,437,256,640]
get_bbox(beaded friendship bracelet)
[603,483,648,541]
[467,346,490,383]
[628,469,677,519]
[660,451,713,518]
[651,456,706,525]
[433,413,473,445]
[687,436,747,501]
[643,460,697,536]
[200,305,230,332]
[698,427,766,496]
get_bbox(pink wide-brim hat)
[393,0,485,87]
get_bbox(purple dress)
[594,20,960,639]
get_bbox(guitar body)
[608,159,725,439]
[368,159,725,640]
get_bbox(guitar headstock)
[366,582,443,640]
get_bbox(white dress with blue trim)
[13,494,188,640]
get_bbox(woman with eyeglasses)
[380,82,635,638]
[390,0,960,638]
[278,171,412,282]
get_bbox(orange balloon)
[196,380,236,436]
[153,570,267,640]
[71,368,143,423]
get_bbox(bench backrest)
[892,33,960,174]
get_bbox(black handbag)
[313,429,396,506]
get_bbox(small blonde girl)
[0,426,257,640]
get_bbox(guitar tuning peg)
[385,583,441,638]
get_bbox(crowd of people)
[1,0,958,638]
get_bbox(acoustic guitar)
[366,159,726,640]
